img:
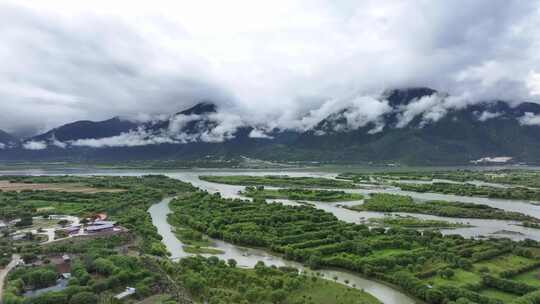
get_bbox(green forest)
[199,175,358,189]
[240,186,363,202]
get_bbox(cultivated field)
[0,180,124,193]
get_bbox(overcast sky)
[1,0,540,136]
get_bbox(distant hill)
[31,117,139,142]
[2,88,540,165]
[0,129,17,148]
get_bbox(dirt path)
[0,254,21,300]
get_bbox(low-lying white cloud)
[70,128,178,148]
[69,111,247,148]
[527,71,540,96]
[519,112,540,126]
[22,141,47,150]
[396,93,474,128]
[396,94,445,128]
[249,129,273,139]
[477,111,502,122]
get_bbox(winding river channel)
[4,167,540,303]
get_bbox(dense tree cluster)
[161,256,380,304]
[199,175,358,189]
[241,186,363,202]
[350,193,536,222]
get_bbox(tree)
[425,289,444,304]
[227,258,237,268]
[307,253,322,270]
[70,291,98,304]
[184,273,206,295]
[33,292,68,304]
[439,268,455,279]
[15,215,32,227]
[94,258,116,275]
[270,289,287,304]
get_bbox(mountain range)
[2,87,540,165]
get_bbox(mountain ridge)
[2,87,540,165]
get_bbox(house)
[64,226,80,235]
[114,287,136,300]
[85,223,114,233]
[92,220,116,226]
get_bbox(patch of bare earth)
[0,180,125,193]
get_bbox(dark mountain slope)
[0,130,17,146]
[31,117,139,142]
[291,89,540,164]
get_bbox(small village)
[0,212,136,302]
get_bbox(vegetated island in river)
[339,169,540,189]
[199,175,358,188]
[0,175,380,304]
[347,193,539,222]
[338,171,540,202]
[366,215,473,229]
[396,182,540,203]
[240,186,364,202]
[168,190,540,304]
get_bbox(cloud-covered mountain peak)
[177,102,218,116]
[382,87,440,107]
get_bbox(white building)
[114,287,136,300]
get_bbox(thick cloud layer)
[1,0,540,137]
